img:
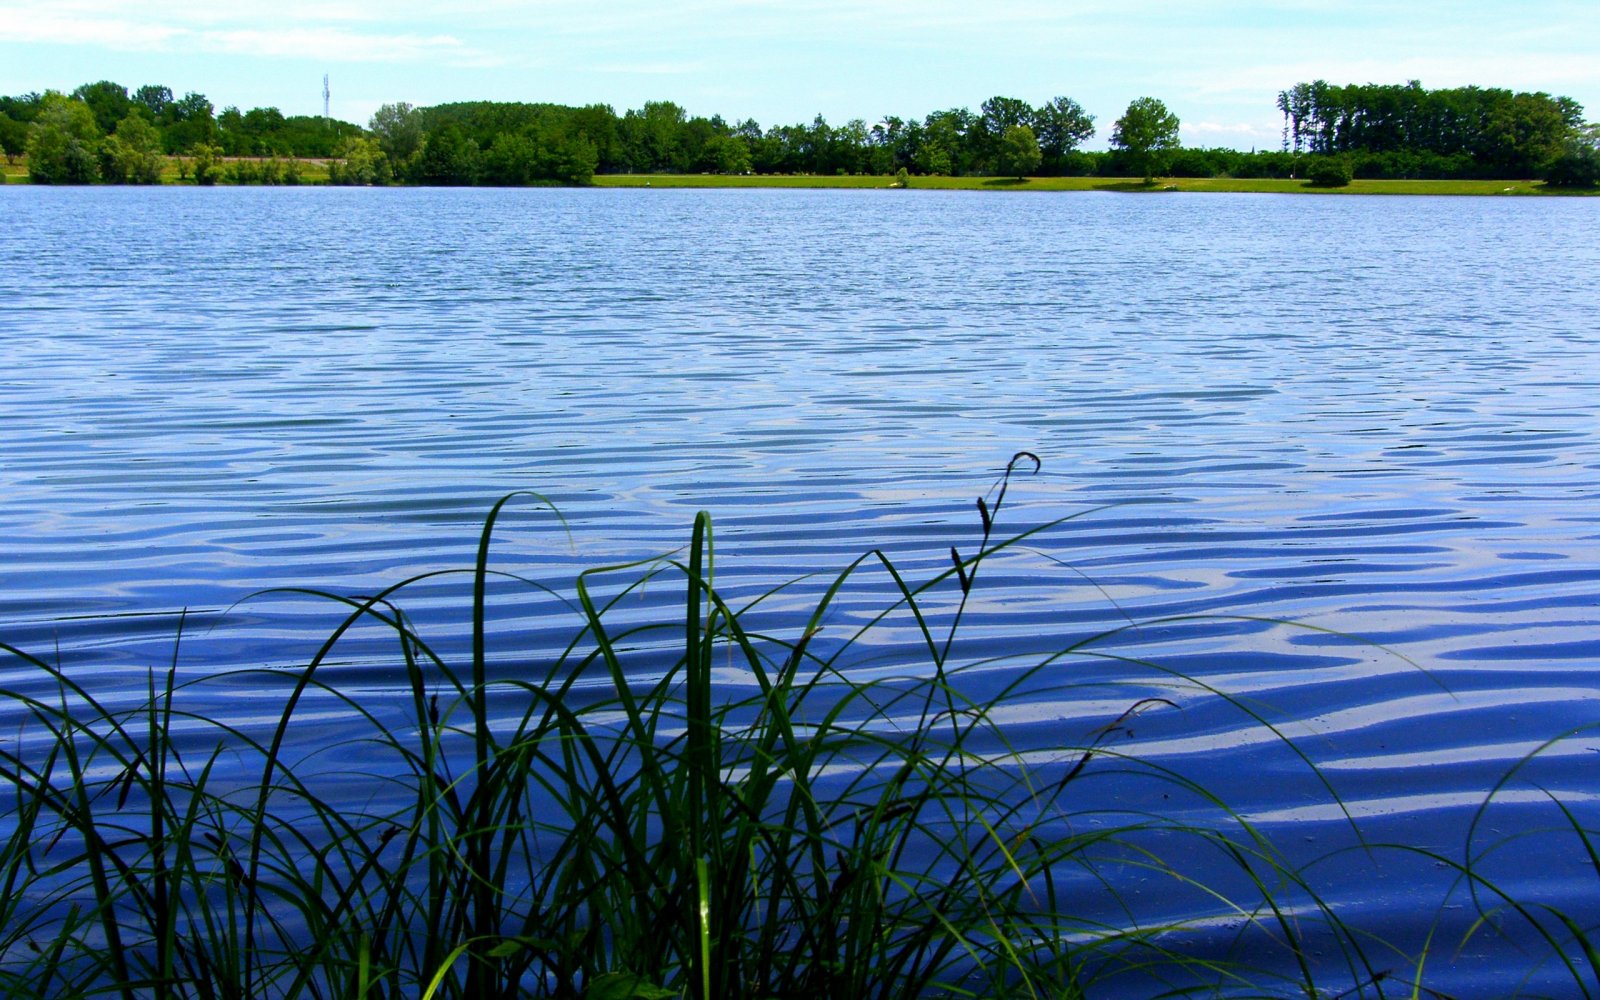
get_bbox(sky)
[2,0,1597,151]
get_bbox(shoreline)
[4,162,1593,195]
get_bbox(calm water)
[3,185,1600,993]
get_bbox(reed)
[1,454,1406,998]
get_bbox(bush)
[1543,144,1600,188]
[1305,156,1354,187]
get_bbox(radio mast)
[323,74,331,121]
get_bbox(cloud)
[0,5,496,65]
[1183,120,1281,147]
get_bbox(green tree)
[26,92,101,183]
[101,112,165,183]
[370,102,423,162]
[0,114,26,163]
[1111,96,1181,183]
[164,92,217,153]
[331,135,389,185]
[1032,96,1095,165]
[191,142,221,185]
[552,134,598,184]
[133,84,172,119]
[1305,155,1354,187]
[71,80,132,134]
[700,134,750,174]
[484,131,542,185]
[995,123,1042,179]
[1543,124,1600,187]
[418,124,481,184]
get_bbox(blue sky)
[2,1,1596,150]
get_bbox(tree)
[978,95,1033,167]
[26,92,101,183]
[1305,155,1353,187]
[71,80,132,134]
[700,134,750,174]
[1543,124,1600,187]
[418,124,481,184]
[995,124,1042,179]
[370,102,423,161]
[1032,96,1095,161]
[164,91,217,152]
[0,115,26,162]
[332,135,389,185]
[101,112,165,183]
[191,142,221,185]
[1111,97,1181,183]
[133,84,173,119]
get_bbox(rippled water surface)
[3,186,1599,992]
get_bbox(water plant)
[1,454,1403,998]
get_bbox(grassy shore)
[6,158,1595,194]
[595,172,1591,195]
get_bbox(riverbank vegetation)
[3,459,1599,997]
[4,79,1597,190]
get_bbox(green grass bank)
[594,173,1593,195]
[6,158,1597,194]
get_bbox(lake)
[2,185,1599,994]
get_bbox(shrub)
[1305,156,1354,187]
[1543,144,1600,188]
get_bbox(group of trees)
[0,81,364,184]
[1275,80,1587,179]
[339,94,1106,185]
[4,78,1595,187]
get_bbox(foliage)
[0,458,1402,998]
[71,80,133,134]
[1543,126,1600,187]
[1,78,1589,186]
[418,123,483,185]
[1033,96,1096,173]
[1111,97,1181,182]
[26,92,102,184]
[0,114,26,162]
[699,134,751,174]
[190,143,220,186]
[894,166,910,188]
[996,124,1042,179]
[330,135,390,186]
[370,101,424,162]
[1276,79,1581,176]
[99,113,165,184]
[1305,155,1354,187]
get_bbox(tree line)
[4,79,1596,187]
[1275,79,1594,180]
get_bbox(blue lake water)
[2,185,1599,993]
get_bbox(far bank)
[4,161,1595,195]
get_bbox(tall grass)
[1,454,1417,998]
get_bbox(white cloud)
[0,4,496,65]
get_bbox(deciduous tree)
[1032,96,1095,159]
[996,124,1042,179]
[1111,96,1181,183]
[26,92,101,183]
[101,112,164,183]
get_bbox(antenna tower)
[323,74,331,121]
